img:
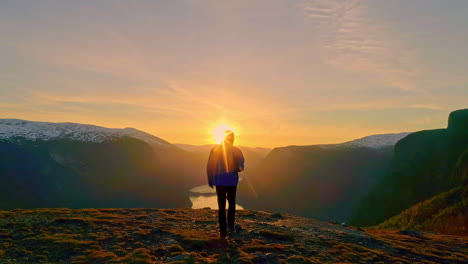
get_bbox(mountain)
[0,119,173,148]
[175,144,271,155]
[237,133,410,223]
[0,119,206,210]
[350,109,468,227]
[0,208,466,263]
[318,132,411,149]
[377,185,468,235]
[175,144,271,169]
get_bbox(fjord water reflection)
[189,185,244,210]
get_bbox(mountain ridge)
[350,108,468,227]
[1,118,410,150]
[0,119,173,149]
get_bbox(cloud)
[301,0,418,90]
[408,104,446,111]
[408,116,433,125]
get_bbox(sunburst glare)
[212,123,236,144]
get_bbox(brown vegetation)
[378,185,468,235]
[0,208,466,263]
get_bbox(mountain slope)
[377,185,468,235]
[350,109,468,227]
[0,137,196,209]
[0,119,173,148]
[175,144,271,170]
[319,132,411,149]
[0,119,207,210]
[0,208,466,263]
[238,133,409,223]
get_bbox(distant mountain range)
[0,120,203,209]
[238,136,408,223]
[317,132,411,149]
[0,119,407,216]
[175,143,271,155]
[1,109,466,235]
[0,119,172,147]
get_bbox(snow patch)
[319,132,411,149]
[0,119,171,147]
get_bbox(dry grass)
[0,208,466,263]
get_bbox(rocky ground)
[0,208,466,263]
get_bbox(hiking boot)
[219,231,227,238]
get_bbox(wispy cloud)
[408,116,433,125]
[301,0,417,90]
[408,104,446,111]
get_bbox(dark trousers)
[215,186,237,236]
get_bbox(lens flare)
[212,123,235,144]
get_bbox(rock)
[287,255,307,263]
[399,229,427,239]
[203,207,211,210]
[150,227,162,234]
[165,254,190,262]
[270,212,283,218]
[250,253,278,263]
[235,224,243,232]
[265,253,278,260]
[251,253,267,262]
[165,239,177,245]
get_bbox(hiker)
[206,130,245,237]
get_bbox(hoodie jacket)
[206,143,244,186]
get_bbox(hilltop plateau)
[0,208,466,264]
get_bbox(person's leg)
[226,186,237,231]
[216,186,227,237]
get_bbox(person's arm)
[237,148,245,172]
[206,149,215,188]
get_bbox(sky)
[1,0,467,148]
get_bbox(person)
[206,130,245,237]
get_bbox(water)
[189,185,244,210]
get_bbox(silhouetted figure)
[206,130,244,237]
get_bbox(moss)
[235,256,254,264]
[242,243,286,253]
[378,186,468,235]
[258,230,294,241]
[167,255,197,264]
[182,237,209,250]
[71,255,88,264]
[91,250,118,260]
[168,243,185,252]
[71,250,118,264]
[287,255,308,263]
[0,208,466,264]
[118,248,154,264]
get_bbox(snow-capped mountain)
[319,132,411,149]
[341,132,412,148]
[0,119,171,148]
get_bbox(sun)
[212,123,236,144]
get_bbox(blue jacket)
[207,143,244,186]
